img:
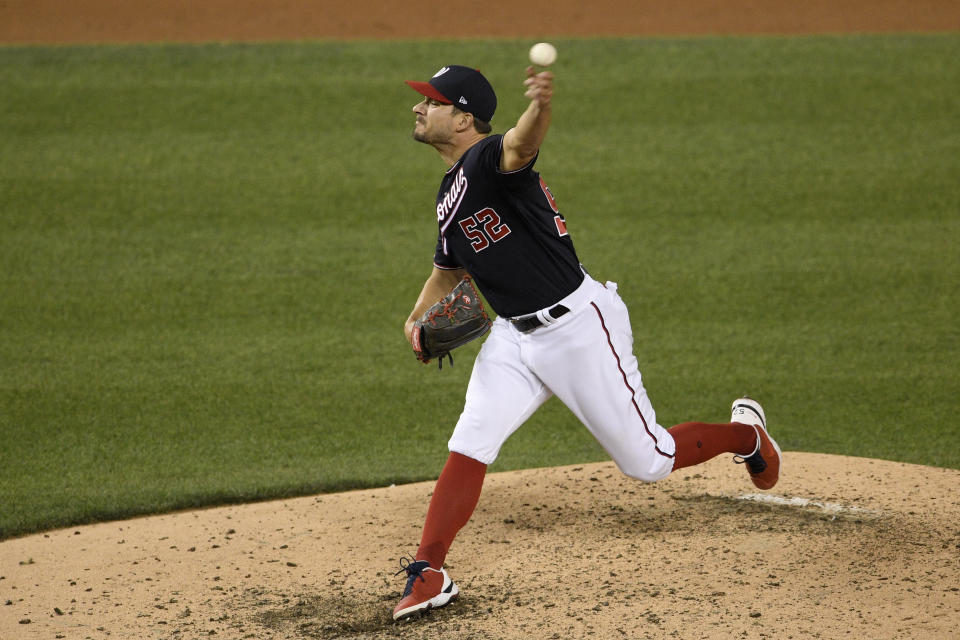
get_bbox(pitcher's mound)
[3,452,959,639]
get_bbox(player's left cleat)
[392,558,459,621]
[731,397,781,490]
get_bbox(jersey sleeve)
[473,135,538,185]
[433,234,462,270]
[493,136,538,184]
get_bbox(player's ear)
[456,110,473,133]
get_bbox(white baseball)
[529,42,557,67]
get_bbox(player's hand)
[523,67,553,108]
[502,68,554,171]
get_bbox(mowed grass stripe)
[1,35,957,538]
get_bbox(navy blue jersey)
[432,135,584,318]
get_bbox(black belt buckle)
[510,304,570,333]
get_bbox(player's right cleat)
[731,397,781,490]
[392,558,459,621]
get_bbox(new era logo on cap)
[406,65,497,123]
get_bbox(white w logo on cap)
[433,67,450,78]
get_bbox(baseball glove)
[412,276,491,368]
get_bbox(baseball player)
[393,63,781,621]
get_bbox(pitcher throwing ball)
[393,62,782,621]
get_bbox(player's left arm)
[404,266,468,346]
[500,67,553,173]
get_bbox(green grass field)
[1,35,958,540]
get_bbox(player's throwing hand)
[523,67,554,107]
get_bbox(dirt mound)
[3,453,958,639]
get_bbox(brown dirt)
[3,4,959,640]
[3,454,959,639]
[1,0,959,44]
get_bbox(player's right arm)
[500,67,554,172]
[404,266,468,345]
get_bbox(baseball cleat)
[392,558,459,621]
[730,397,781,490]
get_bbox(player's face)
[412,97,456,145]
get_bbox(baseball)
[529,42,557,66]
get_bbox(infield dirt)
[2,0,959,43]
[2,2,959,639]
[3,454,959,639]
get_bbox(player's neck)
[437,132,487,167]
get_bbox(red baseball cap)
[406,65,497,123]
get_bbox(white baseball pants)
[448,276,678,482]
